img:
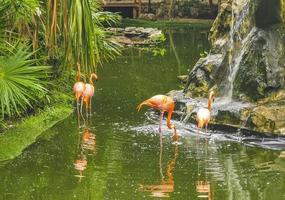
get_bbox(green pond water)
[0,28,284,200]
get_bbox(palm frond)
[93,11,122,27]
[0,43,51,118]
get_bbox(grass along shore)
[0,94,73,161]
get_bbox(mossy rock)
[245,102,285,135]
[209,2,232,44]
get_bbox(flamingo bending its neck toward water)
[73,63,85,112]
[196,91,215,134]
[137,95,178,141]
[81,73,98,116]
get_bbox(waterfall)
[227,28,257,97]
[221,0,253,98]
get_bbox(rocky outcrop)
[170,90,285,135]
[107,27,165,46]
[185,0,285,100]
[179,0,285,135]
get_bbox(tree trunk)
[168,0,175,19]
[208,0,213,9]
[148,0,152,13]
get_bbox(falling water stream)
[223,0,252,98]
[0,28,284,200]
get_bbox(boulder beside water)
[170,90,285,136]
[177,0,285,135]
[107,27,164,47]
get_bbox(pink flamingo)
[137,95,178,141]
[196,91,215,134]
[73,63,85,114]
[81,73,98,116]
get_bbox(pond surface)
[0,28,284,200]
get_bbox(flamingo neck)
[76,62,81,82]
[89,73,98,84]
[207,98,212,111]
[167,109,173,129]
[76,71,80,82]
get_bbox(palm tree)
[0,43,50,118]
[0,0,120,117]
[46,0,120,75]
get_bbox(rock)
[177,75,188,83]
[209,2,232,45]
[108,27,164,47]
[135,27,145,32]
[171,91,284,135]
[124,31,143,38]
[125,27,137,32]
[185,0,285,101]
[178,0,285,136]
[149,30,163,41]
[220,3,232,12]
[184,54,224,97]
[141,28,157,34]
[139,13,156,21]
[246,102,285,135]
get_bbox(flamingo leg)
[76,96,80,122]
[85,99,89,118]
[80,96,84,115]
[75,94,80,112]
[89,97,92,116]
[79,97,86,126]
[159,111,164,133]
[196,125,199,144]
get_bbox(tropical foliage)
[0,43,50,118]
[46,0,120,75]
[0,0,120,121]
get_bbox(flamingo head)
[209,91,215,102]
[89,73,98,84]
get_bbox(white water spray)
[223,0,252,98]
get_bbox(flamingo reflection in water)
[196,139,213,200]
[139,134,179,197]
[74,153,87,182]
[74,122,96,182]
[82,128,96,152]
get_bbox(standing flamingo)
[196,91,215,134]
[137,95,178,141]
[73,63,85,114]
[81,73,98,116]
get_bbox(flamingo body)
[137,95,174,113]
[137,95,178,140]
[196,91,215,131]
[83,83,95,97]
[81,73,98,115]
[73,81,85,99]
[196,108,210,128]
